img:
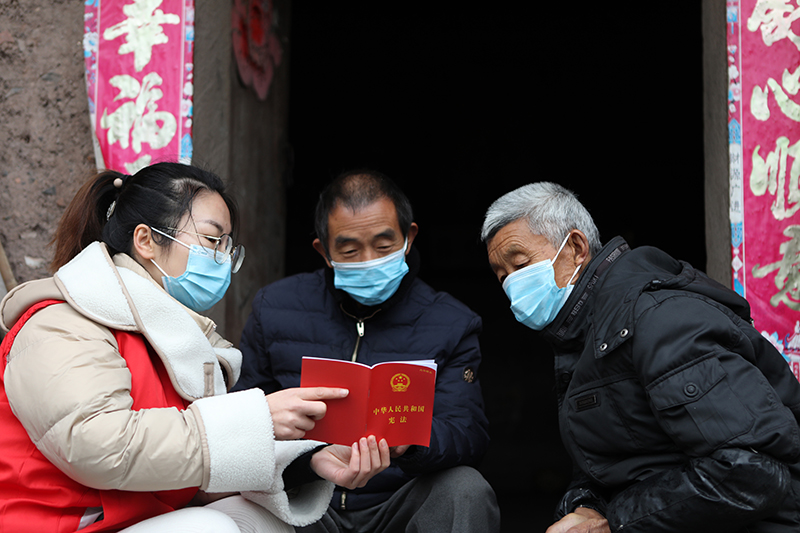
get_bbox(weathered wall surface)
[0,0,95,290]
[193,0,234,332]
[197,0,291,341]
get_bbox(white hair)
[481,182,602,255]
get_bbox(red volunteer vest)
[0,300,198,532]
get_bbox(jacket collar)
[111,252,218,337]
[544,236,721,360]
[543,236,632,357]
[52,242,238,400]
[323,245,421,319]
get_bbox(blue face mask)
[150,229,231,312]
[502,234,581,331]
[331,240,409,306]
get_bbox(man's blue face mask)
[331,239,409,306]
[502,234,581,331]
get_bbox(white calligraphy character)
[100,72,177,154]
[753,225,800,310]
[748,0,800,50]
[103,0,180,72]
[751,65,800,122]
[750,136,800,220]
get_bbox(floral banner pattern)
[232,0,282,101]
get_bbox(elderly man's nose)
[363,250,381,262]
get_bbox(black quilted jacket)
[545,236,800,532]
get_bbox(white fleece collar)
[54,242,233,401]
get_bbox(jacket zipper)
[351,319,364,362]
[340,305,381,363]
[340,306,381,511]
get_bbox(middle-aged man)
[234,169,500,532]
[481,182,800,533]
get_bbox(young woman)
[0,163,389,533]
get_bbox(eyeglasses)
[156,227,246,274]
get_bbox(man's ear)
[132,224,157,260]
[404,223,419,255]
[568,230,591,269]
[312,238,333,268]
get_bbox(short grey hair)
[481,182,602,255]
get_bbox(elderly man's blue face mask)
[331,239,409,306]
[502,234,581,331]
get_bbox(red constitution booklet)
[300,356,437,447]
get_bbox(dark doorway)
[285,4,705,530]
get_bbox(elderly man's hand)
[266,387,348,440]
[389,444,410,458]
[546,507,610,533]
[310,436,391,489]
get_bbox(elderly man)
[234,169,499,532]
[482,182,800,533]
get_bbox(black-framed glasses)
[157,227,246,273]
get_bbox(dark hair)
[313,169,414,255]
[51,162,238,271]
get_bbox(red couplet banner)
[84,0,194,173]
[729,0,800,379]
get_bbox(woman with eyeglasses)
[0,163,390,533]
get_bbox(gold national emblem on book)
[390,373,410,392]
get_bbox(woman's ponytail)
[50,170,125,272]
[50,163,236,273]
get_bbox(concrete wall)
[703,0,731,286]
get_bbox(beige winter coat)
[0,242,333,527]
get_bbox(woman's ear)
[131,224,157,261]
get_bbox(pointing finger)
[299,387,350,400]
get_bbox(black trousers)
[298,466,501,533]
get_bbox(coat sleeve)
[394,313,491,474]
[4,303,333,523]
[555,468,608,520]
[603,294,800,532]
[605,448,789,531]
